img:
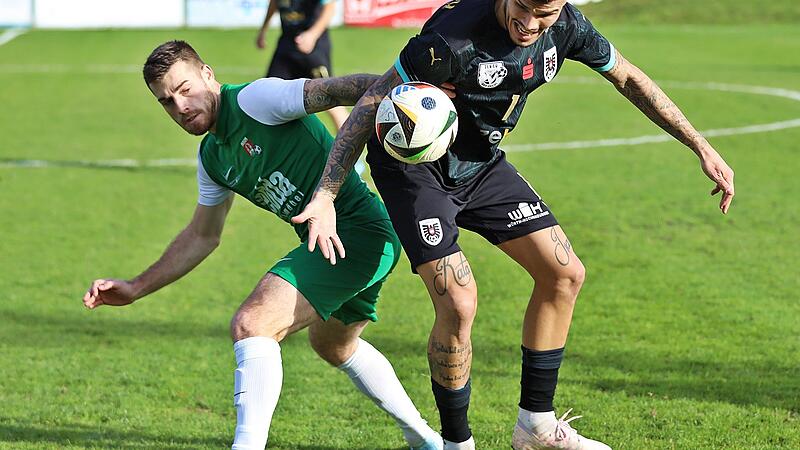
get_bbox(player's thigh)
[498,225,585,285]
[416,250,477,320]
[271,220,399,323]
[232,272,320,341]
[329,220,401,324]
[455,152,558,246]
[369,160,463,273]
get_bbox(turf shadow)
[0,417,229,449]
[364,333,800,411]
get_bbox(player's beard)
[182,89,219,136]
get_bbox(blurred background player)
[83,40,442,450]
[256,0,348,130]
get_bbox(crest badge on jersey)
[418,218,443,246]
[477,61,508,89]
[240,136,262,156]
[543,46,558,83]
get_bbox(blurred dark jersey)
[277,0,330,38]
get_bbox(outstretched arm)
[302,73,381,114]
[83,197,234,308]
[315,67,402,196]
[601,48,735,214]
[292,67,403,264]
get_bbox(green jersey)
[197,79,386,240]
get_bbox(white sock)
[517,407,556,433]
[338,338,434,447]
[231,337,282,450]
[443,436,475,449]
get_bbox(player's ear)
[200,64,216,84]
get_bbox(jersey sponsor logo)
[253,171,305,220]
[419,218,443,246]
[240,137,262,156]
[311,65,329,78]
[478,61,507,89]
[543,46,558,83]
[522,57,534,80]
[281,11,305,22]
[507,202,550,228]
[443,0,460,9]
[429,47,442,66]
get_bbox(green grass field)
[1,8,799,450]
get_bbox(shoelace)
[553,408,584,441]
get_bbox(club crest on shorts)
[543,46,558,83]
[478,61,508,88]
[418,218,443,246]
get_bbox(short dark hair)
[143,40,205,85]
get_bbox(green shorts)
[268,219,401,324]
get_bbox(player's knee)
[310,337,355,366]
[230,308,287,343]
[554,259,586,302]
[435,288,478,330]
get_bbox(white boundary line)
[1,77,798,169]
[0,28,27,47]
[0,63,257,75]
[503,76,800,152]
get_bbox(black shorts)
[369,151,559,271]
[267,33,332,79]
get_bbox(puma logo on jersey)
[443,0,460,9]
[429,47,442,66]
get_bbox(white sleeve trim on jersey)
[197,151,232,206]
[237,77,308,126]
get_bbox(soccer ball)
[375,82,458,164]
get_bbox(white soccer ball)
[375,82,458,164]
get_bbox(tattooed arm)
[292,67,403,264]
[601,49,735,214]
[302,73,381,114]
[316,67,403,195]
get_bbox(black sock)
[431,378,472,443]
[519,346,564,412]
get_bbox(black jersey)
[277,0,331,38]
[377,0,615,185]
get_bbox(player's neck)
[208,82,222,134]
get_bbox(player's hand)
[256,30,267,50]
[699,150,735,214]
[83,279,137,309]
[439,82,457,99]
[291,192,345,265]
[294,31,318,54]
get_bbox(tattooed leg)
[498,226,585,350]
[417,252,477,443]
[417,251,477,388]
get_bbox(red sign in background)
[344,0,447,28]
